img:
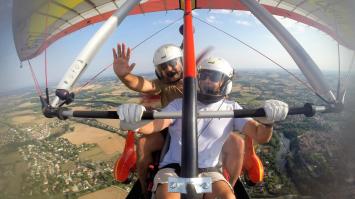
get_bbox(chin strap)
[197,92,224,104]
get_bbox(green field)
[0,150,27,197]
[79,145,120,162]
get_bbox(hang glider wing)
[13,0,355,61]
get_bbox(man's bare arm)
[119,74,160,94]
[113,43,160,94]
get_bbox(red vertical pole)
[181,0,199,198]
[183,0,196,78]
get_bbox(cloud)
[210,9,251,18]
[152,19,174,25]
[275,16,306,34]
[235,20,252,26]
[206,15,218,24]
[210,9,232,15]
[233,10,252,17]
[232,11,256,26]
[253,17,262,25]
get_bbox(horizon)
[0,67,343,97]
[1,2,354,93]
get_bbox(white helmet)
[153,44,183,66]
[153,44,183,81]
[198,56,234,95]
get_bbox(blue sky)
[0,1,354,93]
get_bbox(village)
[0,70,348,198]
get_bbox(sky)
[0,0,354,93]
[1,2,355,195]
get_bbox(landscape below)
[0,70,354,199]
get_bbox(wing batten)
[13,0,181,61]
[13,0,355,61]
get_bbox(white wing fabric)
[13,0,355,61]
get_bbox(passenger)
[113,44,245,193]
[117,56,289,199]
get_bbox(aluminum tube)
[61,110,74,117]
[240,0,336,102]
[51,0,141,107]
[61,110,235,119]
[57,102,332,120]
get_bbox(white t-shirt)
[159,98,251,168]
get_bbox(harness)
[161,163,222,176]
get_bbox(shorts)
[151,167,233,193]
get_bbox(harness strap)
[161,163,181,175]
[161,163,222,176]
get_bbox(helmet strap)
[219,79,231,95]
[155,69,162,80]
[197,92,224,104]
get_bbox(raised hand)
[113,43,136,78]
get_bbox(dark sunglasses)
[158,58,179,71]
[198,70,225,83]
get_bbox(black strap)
[161,163,221,176]
[198,167,221,173]
[161,163,181,175]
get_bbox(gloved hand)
[257,100,288,124]
[117,104,146,131]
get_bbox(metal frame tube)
[51,0,141,107]
[182,0,199,198]
[239,0,336,103]
[60,103,326,119]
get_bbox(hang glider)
[12,1,349,198]
[13,0,355,62]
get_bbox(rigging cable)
[336,42,341,101]
[28,60,43,97]
[332,9,342,103]
[44,48,49,102]
[76,16,183,92]
[43,2,51,103]
[194,16,331,104]
[77,63,113,92]
[342,51,355,94]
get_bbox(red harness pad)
[114,130,137,182]
[243,135,264,184]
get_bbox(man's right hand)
[117,104,147,131]
[117,104,146,123]
[113,43,136,78]
[258,100,288,124]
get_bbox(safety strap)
[161,163,221,175]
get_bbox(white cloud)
[152,19,174,25]
[233,10,252,17]
[276,16,306,34]
[235,20,252,26]
[210,9,232,15]
[206,15,218,24]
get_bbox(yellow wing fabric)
[12,0,181,61]
[12,0,355,61]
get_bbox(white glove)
[117,104,146,131]
[257,100,288,124]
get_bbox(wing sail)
[13,0,355,61]
[12,0,180,61]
